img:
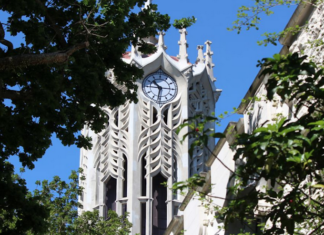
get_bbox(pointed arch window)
[123,154,128,198]
[105,177,117,215]
[152,173,167,235]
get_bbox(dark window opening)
[122,203,127,216]
[141,203,146,235]
[105,177,117,215]
[190,162,194,177]
[173,157,178,199]
[114,111,119,127]
[152,173,167,235]
[96,166,100,204]
[123,154,128,198]
[142,155,147,196]
[152,107,158,124]
[163,108,169,125]
[173,205,179,216]
[107,115,110,128]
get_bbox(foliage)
[228,0,324,46]
[30,169,83,234]
[173,16,197,29]
[0,0,169,233]
[72,210,132,235]
[0,0,169,168]
[0,0,169,184]
[176,114,224,156]
[2,169,132,235]
[176,53,324,234]
[229,0,300,33]
[171,173,206,193]
[0,166,49,235]
[231,52,324,234]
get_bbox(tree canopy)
[229,53,324,234]
[1,169,131,235]
[0,0,169,233]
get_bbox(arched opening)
[123,154,128,198]
[141,154,147,196]
[152,107,158,124]
[173,157,178,200]
[141,203,146,235]
[141,154,147,235]
[152,173,167,235]
[105,177,117,215]
[114,111,119,127]
[163,108,169,125]
[95,165,100,204]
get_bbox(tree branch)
[0,42,89,71]
[1,89,21,100]
[308,221,324,235]
[206,145,261,182]
[35,0,68,48]
[0,22,13,53]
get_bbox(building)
[80,1,323,234]
[78,8,221,234]
[168,2,324,235]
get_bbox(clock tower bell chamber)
[79,25,221,235]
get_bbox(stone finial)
[196,45,205,64]
[158,31,167,50]
[204,40,216,82]
[130,44,137,58]
[177,28,189,63]
[144,0,152,9]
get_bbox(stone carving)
[137,94,182,179]
[204,41,216,82]
[100,102,130,182]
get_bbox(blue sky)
[6,0,297,191]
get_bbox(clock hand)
[152,80,161,89]
[147,85,159,89]
[157,87,162,102]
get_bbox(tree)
[0,0,169,169]
[3,169,132,235]
[172,16,196,29]
[31,169,132,235]
[228,0,307,46]
[72,210,132,235]
[0,0,169,233]
[30,170,82,235]
[0,165,49,235]
[176,52,324,235]
[229,53,324,234]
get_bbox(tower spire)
[144,0,152,9]
[196,45,205,64]
[204,40,216,82]
[177,28,188,65]
[158,31,167,50]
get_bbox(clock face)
[142,69,178,106]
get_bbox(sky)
[6,0,297,192]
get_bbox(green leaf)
[210,133,225,138]
[312,184,324,189]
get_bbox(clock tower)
[79,22,221,235]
